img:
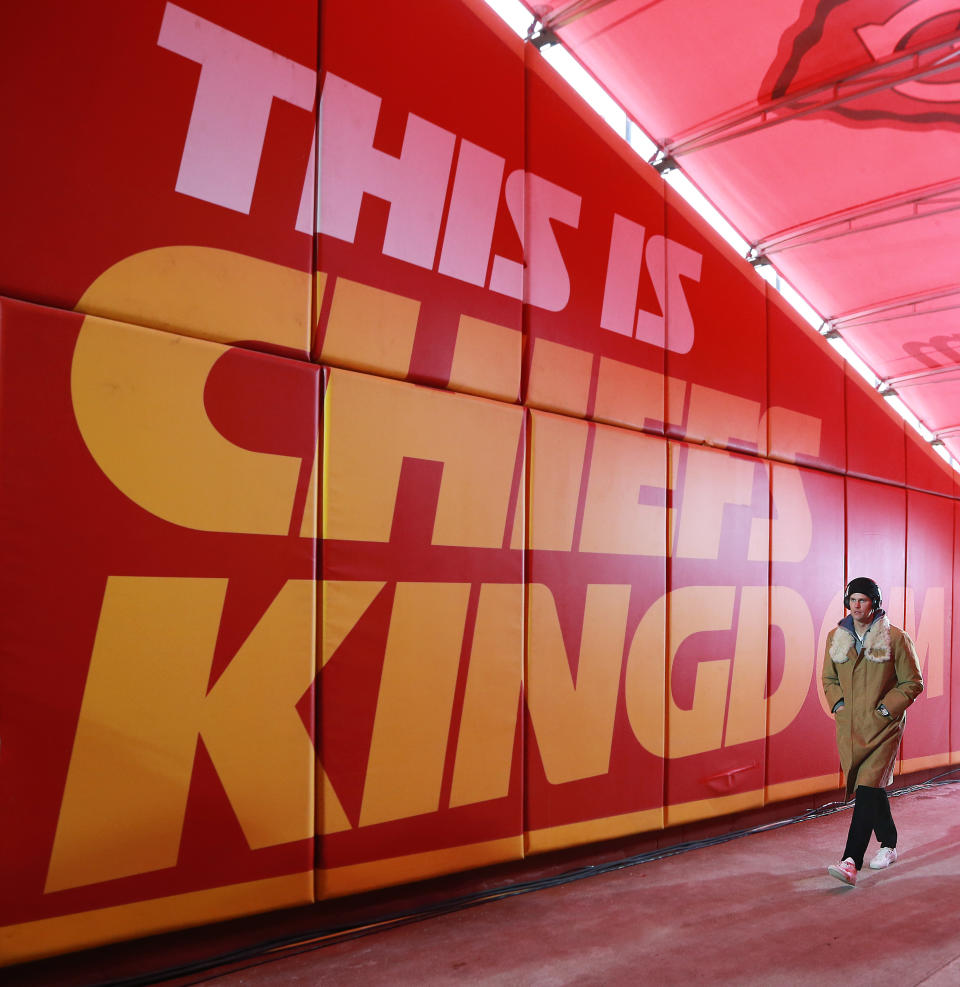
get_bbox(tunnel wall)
[1,0,957,965]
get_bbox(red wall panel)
[845,372,907,486]
[767,286,846,473]
[901,490,953,771]
[315,0,524,399]
[0,297,319,963]
[905,427,954,497]
[318,369,525,896]
[0,0,317,355]
[954,503,960,764]
[846,477,907,626]
[664,442,770,825]
[3,0,960,967]
[766,464,846,800]
[525,412,666,850]
[522,54,667,425]
[665,190,768,458]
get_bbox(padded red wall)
[1,0,956,966]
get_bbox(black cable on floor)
[94,766,960,987]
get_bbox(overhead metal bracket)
[651,152,678,175]
[529,25,561,50]
[819,322,840,340]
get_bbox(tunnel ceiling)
[523,0,960,463]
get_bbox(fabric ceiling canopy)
[525,0,960,459]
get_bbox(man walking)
[822,577,923,886]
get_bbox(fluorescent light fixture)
[479,0,530,37]
[541,45,628,135]
[664,170,750,255]
[826,335,880,387]
[626,119,658,160]
[758,264,779,287]
[884,394,933,441]
[776,279,822,329]
[933,442,956,467]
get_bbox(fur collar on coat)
[830,614,891,664]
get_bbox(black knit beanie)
[844,577,882,610]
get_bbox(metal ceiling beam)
[883,363,960,388]
[828,285,960,330]
[753,179,960,256]
[663,35,960,158]
[540,0,639,32]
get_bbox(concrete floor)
[197,781,960,986]
[9,778,960,985]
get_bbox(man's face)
[848,593,875,624]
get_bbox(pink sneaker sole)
[827,864,856,886]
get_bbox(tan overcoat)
[821,614,923,801]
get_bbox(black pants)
[842,785,897,869]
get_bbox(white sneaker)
[869,847,897,870]
[827,858,857,885]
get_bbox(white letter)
[601,213,646,338]
[491,171,581,311]
[635,235,702,354]
[158,3,316,213]
[317,73,456,270]
[438,141,505,286]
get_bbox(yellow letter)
[528,411,588,551]
[724,587,768,746]
[324,370,522,547]
[319,580,386,834]
[760,462,814,563]
[71,316,305,534]
[527,583,630,783]
[685,384,761,447]
[46,577,317,892]
[359,583,471,826]
[449,583,524,808]
[580,424,667,556]
[666,585,735,757]
[905,586,945,698]
[198,579,317,849]
[77,246,311,352]
[673,447,755,560]
[624,593,667,758]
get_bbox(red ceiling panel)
[772,208,960,325]
[898,373,960,462]
[679,116,957,245]
[528,0,960,465]
[840,303,960,383]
